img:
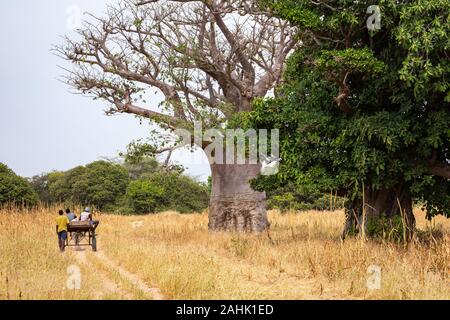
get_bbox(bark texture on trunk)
[208,163,269,232]
[341,184,416,240]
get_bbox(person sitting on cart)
[66,208,77,240]
[80,207,99,230]
[65,208,77,221]
[80,207,90,222]
[55,210,70,252]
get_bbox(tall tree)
[56,0,298,231]
[0,163,39,207]
[251,0,449,239]
[72,161,130,210]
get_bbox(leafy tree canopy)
[251,0,449,218]
[126,172,209,214]
[31,161,129,209]
[30,158,209,214]
[73,161,130,210]
[0,163,39,207]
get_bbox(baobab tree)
[56,0,298,232]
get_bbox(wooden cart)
[66,221,98,251]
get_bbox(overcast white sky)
[0,1,210,181]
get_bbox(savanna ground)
[0,207,448,300]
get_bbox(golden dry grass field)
[0,207,448,300]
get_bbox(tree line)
[29,159,210,214]
[0,159,209,214]
[0,159,343,214]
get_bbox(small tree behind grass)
[126,172,209,214]
[31,161,129,210]
[0,163,38,207]
[73,161,130,210]
[266,183,345,212]
[126,179,166,214]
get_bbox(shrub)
[126,179,166,213]
[0,163,39,207]
[366,215,405,242]
[126,172,209,214]
[72,161,129,209]
[30,161,129,209]
[266,183,345,212]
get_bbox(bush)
[266,183,345,212]
[126,179,166,213]
[0,163,39,207]
[126,172,209,214]
[72,161,129,209]
[366,215,405,242]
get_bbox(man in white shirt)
[80,207,91,222]
[80,207,99,230]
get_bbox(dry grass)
[0,206,448,300]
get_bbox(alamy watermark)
[131,221,144,229]
[367,5,381,31]
[66,264,81,290]
[173,121,280,175]
[66,5,82,30]
[366,265,381,290]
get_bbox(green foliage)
[396,0,450,101]
[252,0,449,218]
[29,158,208,214]
[0,163,39,207]
[315,48,386,76]
[207,176,212,194]
[44,171,68,203]
[73,161,130,210]
[122,140,159,164]
[126,179,166,213]
[123,157,161,180]
[266,183,345,212]
[366,215,405,242]
[126,172,209,214]
[31,161,129,209]
[29,173,53,204]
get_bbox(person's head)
[65,208,70,214]
[58,210,64,215]
[84,207,91,213]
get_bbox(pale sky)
[0,1,210,181]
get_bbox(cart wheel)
[92,235,97,252]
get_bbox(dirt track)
[73,248,164,300]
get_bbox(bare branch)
[56,0,298,135]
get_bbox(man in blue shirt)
[65,208,77,221]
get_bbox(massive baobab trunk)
[209,164,268,232]
[341,183,416,240]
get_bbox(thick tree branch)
[429,163,450,179]
[56,0,297,132]
[429,153,450,179]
